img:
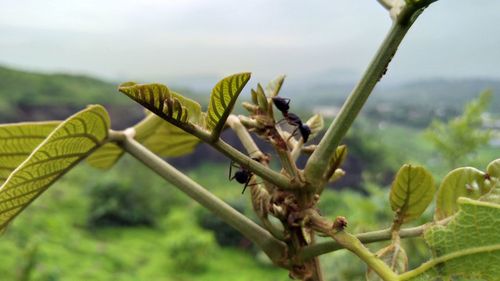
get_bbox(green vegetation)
[1,1,500,280]
[425,91,493,169]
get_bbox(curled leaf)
[435,167,491,220]
[255,84,269,114]
[265,75,286,97]
[323,145,347,182]
[206,72,251,138]
[118,82,203,127]
[390,164,435,223]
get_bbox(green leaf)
[487,158,500,178]
[86,143,124,169]
[0,105,110,231]
[389,164,435,223]
[138,115,200,157]
[87,112,200,170]
[206,72,251,138]
[435,167,491,220]
[0,121,60,184]
[402,198,500,281]
[265,75,286,97]
[366,244,408,281]
[118,82,203,127]
[324,145,348,182]
[254,84,269,114]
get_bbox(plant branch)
[226,115,264,159]
[212,138,298,189]
[299,221,444,261]
[117,133,287,263]
[304,5,428,187]
[333,231,398,281]
[377,0,393,10]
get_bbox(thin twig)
[299,218,451,261]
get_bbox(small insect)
[272,97,311,142]
[272,96,291,113]
[229,160,255,194]
[279,112,311,143]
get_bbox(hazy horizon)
[1,0,499,87]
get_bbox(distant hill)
[1,64,498,127]
[289,78,500,127]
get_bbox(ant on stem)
[272,97,311,142]
[229,159,259,194]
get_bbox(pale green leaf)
[86,143,124,169]
[254,84,269,114]
[0,105,110,231]
[487,159,500,178]
[118,82,203,126]
[390,164,435,223]
[87,112,200,170]
[305,114,324,142]
[403,198,500,281]
[206,72,251,137]
[435,167,491,220]
[0,121,60,184]
[139,115,200,157]
[366,244,408,281]
[324,145,347,182]
[265,75,286,97]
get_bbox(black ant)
[272,96,291,113]
[272,97,311,142]
[229,160,256,194]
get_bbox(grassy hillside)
[0,65,122,106]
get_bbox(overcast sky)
[1,0,499,86]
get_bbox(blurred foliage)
[164,210,216,274]
[196,202,251,249]
[425,91,493,169]
[86,157,181,228]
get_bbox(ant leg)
[241,177,252,194]
[287,127,299,142]
[276,118,287,125]
[229,161,239,181]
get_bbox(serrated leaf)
[402,198,500,281]
[366,244,408,281]
[0,105,109,231]
[265,75,286,97]
[305,114,324,141]
[206,72,251,138]
[435,167,491,220]
[0,121,60,184]
[390,164,435,223]
[487,159,500,178]
[118,82,203,127]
